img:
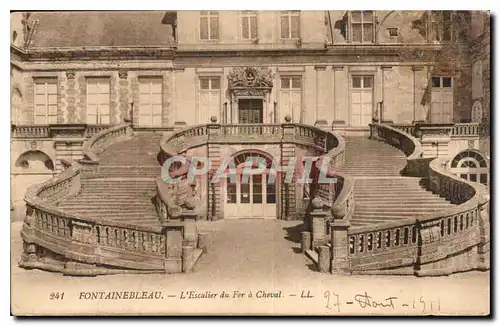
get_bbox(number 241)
[49,292,65,300]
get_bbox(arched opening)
[14,150,55,173]
[449,150,489,185]
[222,150,277,219]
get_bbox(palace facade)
[12,11,491,276]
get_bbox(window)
[352,76,373,89]
[241,11,257,40]
[431,76,453,123]
[138,77,163,127]
[34,78,57,124]
[349,11,374,43]
[450,150,489,186]
[198,76,221,123]
[430,11,453,42]
[279,76,302,122]
[280,11,300,39]
[86,77,110,125]
[200,11,219,40]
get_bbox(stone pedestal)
[330,219,351,274]
[318,245,331,273]
[301,231,311,253]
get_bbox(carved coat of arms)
[227,67,274,89]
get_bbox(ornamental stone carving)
[227,67,274,89]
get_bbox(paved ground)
[11,220,490,316]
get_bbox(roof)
[28,11,175,48]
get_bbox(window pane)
[242,17,249,39]
[200,78,209,90]
[480,174,488,184]
[291,15,300,38]
[200,17,208,40]
[442,77,452,88]
[210,77,220,89]
[34,94,46,105]
[431,22,439,41]
[363,76,373,88]
[250,16,257,38]
[432,77,441,87]
[281,16,289,38]
[470,174,477,182]
[363,11,373,21]
[351,11,361,23]
[352,24,362,42]
[281,77,290,89]
[352,76,362,88]
[443,23,452,41]
[460,174,468,180]
[210,17,219,39]
[240,184,250,203]
[266,183,276,203]
[47,94,58,105]
[363,23,373,42]
[291,77,301,89]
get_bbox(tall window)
[349,11,374,43]
[430,11,453,42]
[34,78,57,124]
[279,76,302,122]
[241,11,258,40]
[431,76,453,123]
[86,77,110,125]
[280,11,300,39]
[138,77,162,127]
[200,11,219,40]
[199,76,221,123]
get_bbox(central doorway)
[223,152,277,219]
[238,99,263,123]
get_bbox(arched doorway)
[449,150,489,186]
[223,151,277,219]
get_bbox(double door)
[224,173,276,219]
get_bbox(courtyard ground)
[11,220,490,316]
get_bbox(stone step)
[355,198,450,204]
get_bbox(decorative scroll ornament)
[227,67,274,89]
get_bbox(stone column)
[314,65,328,127]
[380,65,392,123]
[318,245,331,273]
[164,225,183,273]
[118,70,129,123]
[330,219,351,274]
[412,66,424,123]
[332,66,345,126]
[66,71,76,123]
[207,118,222,220]
[301,231,311,253]
[477,201,490,271]
[280,119,297,220]
[311,209,327,248]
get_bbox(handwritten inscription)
[324,291,441,313]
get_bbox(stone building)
[11,11,490,218]
[12,11,490,276]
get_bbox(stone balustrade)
[11,125,51,138]
[19,122,201,275]
[344,123,490,276]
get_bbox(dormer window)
[200,11,219,41]
[430,11,453,42]
[348,11,375,43]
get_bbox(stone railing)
[391,123,415,136]
[451,123,490,138]
[11,125,50,138]
[81,123,133,162]
[370,123,432,177]
[161,120,342,157]
[159,119,346,222]
[344,123,490,276]
[19,122,200,275]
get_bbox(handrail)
[19,123,178,273]
[348,123,490,274]
[158,122,348,222]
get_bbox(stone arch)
[14,150,55,173]
[449,149,489,185]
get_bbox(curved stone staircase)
[56,134,164,228]
[338,137,458,227]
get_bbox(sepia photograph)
[9,9,491,316]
